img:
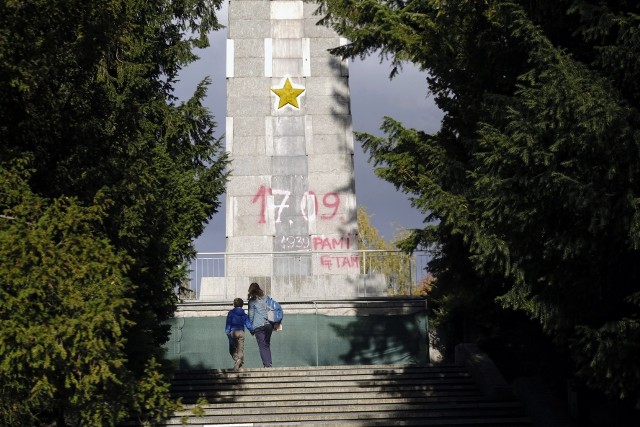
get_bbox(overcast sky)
[175,2,443,253]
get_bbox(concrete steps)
[158,364,531,426]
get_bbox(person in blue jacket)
[247,282,274,368]
[225,298,254,370]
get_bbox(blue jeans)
[254,323,273,367]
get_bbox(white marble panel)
[273,135,306,156]
[273,58,303,77]
[226,196,235,237]
[271,1,303,19]
[272,156,308,175]
[304,115,313,154]
[265,117,274,156]
[273,39,303,58]
[303,38,311,76]
[263,38,273,77]
[272,116,306,136]
[226,39,234,77]
[272,20,303,39]
[225,117,234,153]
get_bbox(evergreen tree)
[0,0,227,424]
[316,0,640,407]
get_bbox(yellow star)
[271,78,305,109]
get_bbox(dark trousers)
[254,323,273,367]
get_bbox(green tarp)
[163,312,428,369]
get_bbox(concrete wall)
[201,274,387,301]
[220,0,371,300]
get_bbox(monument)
[199,0,388,300]
[166,1,428,368]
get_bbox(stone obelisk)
[201,0,386,300]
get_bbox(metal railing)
[181,250,430,300]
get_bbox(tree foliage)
[1,0,227,424]
[357,205,413,294]
[357,205,390,250]
[316,0,640,406]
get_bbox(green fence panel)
[164,311,427,369]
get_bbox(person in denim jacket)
[247,282,273,367]
[225,298,254,370]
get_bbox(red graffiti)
[251,186,342,224]
[320,193,340,220]
[251,185,272,224]
[312,234,352,251]
[320,255,360,270]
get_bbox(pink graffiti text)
[251,185,342,224]
[312,233,353,251]
[320,255,360,270]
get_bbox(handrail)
[182,249,430,300]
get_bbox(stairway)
[163,364,531,426]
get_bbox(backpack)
[264,295,283,323]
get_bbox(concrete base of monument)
[176,297,426,317]
[199,274,388,302]
[164,298,429,369]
